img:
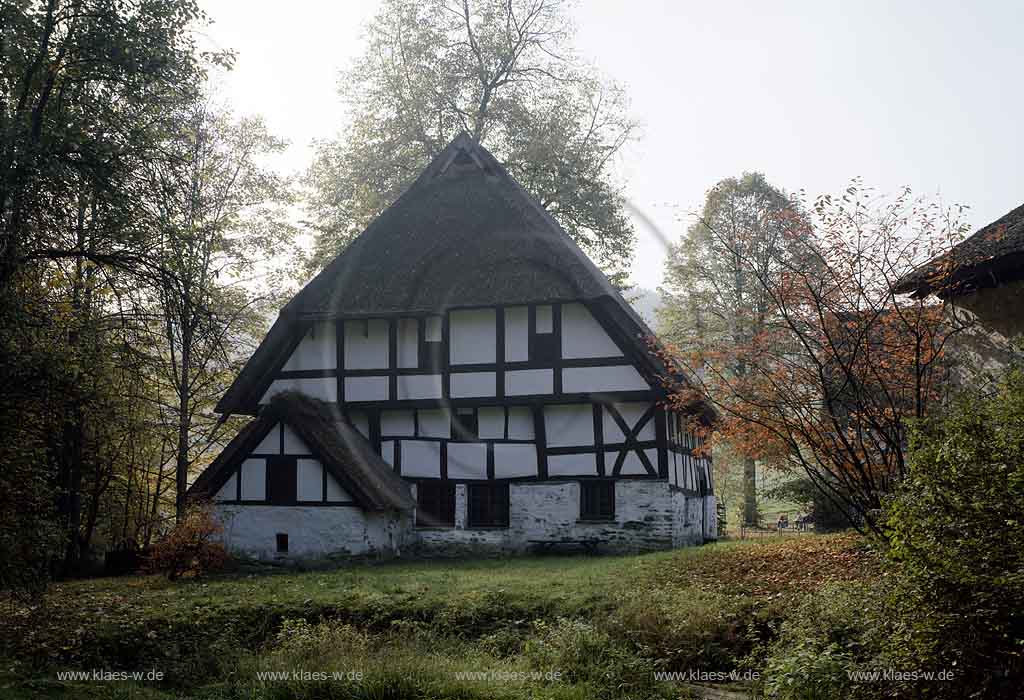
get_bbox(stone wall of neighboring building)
[947,280,1024,385]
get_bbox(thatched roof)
[893,202,1024,299]
[217,132,687,416]
[189,392,414,512]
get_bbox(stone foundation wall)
[215,505,411,560]
[216,480,715,559]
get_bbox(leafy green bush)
[883,369,1024,699]
[765,475,854,532]
[761,581,888,700]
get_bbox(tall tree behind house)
[142,100,295,520]
[305,0,639,284]
[660,185,971,535]
[660,173,809,526]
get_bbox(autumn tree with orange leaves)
[660,184,972,535]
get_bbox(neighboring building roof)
[893,202,1024,299]
[189,392,414,512]
[216,132,694,416]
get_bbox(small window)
[532,306,558,362]
[580,481,615,521]
[467,483,510,528]
[416,481,456,528]
[451,408,479,441]
[425,316,442,342]
[535,305,553,333]
[276,533,289,553]
[268,456,297,505]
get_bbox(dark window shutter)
[268,456,297,505]
[581,481,615,520]
[415,481,455,527]
[451,409,478,441]
[467,483,509,528]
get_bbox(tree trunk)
[175,325,192,521]
[742,456,758,526]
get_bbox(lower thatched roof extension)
[188,392,414,512]
[893,202,1024,299]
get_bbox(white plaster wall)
[345,376,389,401]
[397,374,442,400]
[603,403,655,442]
[505,369,553,396]
[382,409,415,436]
[505,306,529,361]
[240,459,266,501]
[449,308,496,364]
[282,321,337,371]
[261,377,338,404]
[535,305,553,333]
[253,423,280,454]
[561,303,622,359]
[562,365,650,393]
[507,407,534,439]
[417,409,450,438]
[215,505,411,559]
[283,425,311,454]
[544,404,593,447]
[447,443,488,479]
[450,372,495,398]
[493,444,538,477]
[477,407,506,438]
[609,448,658,475]
[344,319,389,369]
[397,318,419,368]
[547,453,598,476]
[296,459,324,501]
[401,440,442,477]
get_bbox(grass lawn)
[1,534,875,700]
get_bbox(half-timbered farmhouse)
[189,133,716,559]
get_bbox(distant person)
[777,513,789,530]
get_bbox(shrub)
[883,368,1024,699]
[761,581,889,700]
[524,617,667,699]
[145,502,228,580]
[765,475,855,532]
[612,585,769,673]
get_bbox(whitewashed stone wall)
[215,505,411,560]
[414,480,710,556]
[215,481,715,560]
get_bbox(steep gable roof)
[189,392,414,512]
[218,132,691,416]
[893,202,1024,299]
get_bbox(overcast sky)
[199,0,1023,292]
